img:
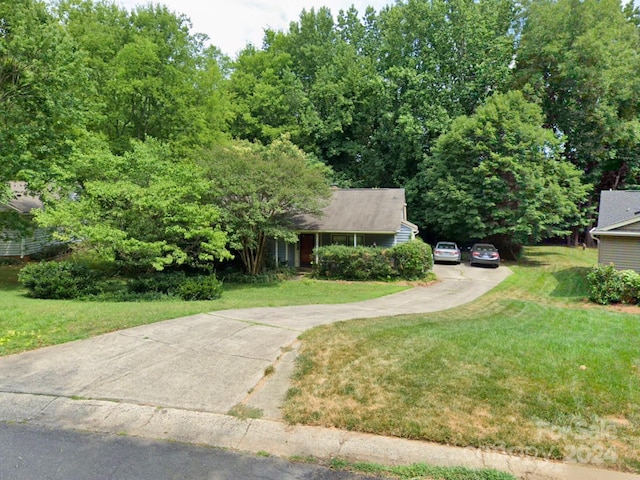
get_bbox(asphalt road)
[0,422,379,480]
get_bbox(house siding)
[395,223,414,245]
[618,222,640,232]
[0,229,51,257]
[598,236,640,273]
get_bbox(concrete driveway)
[0,263,510,417]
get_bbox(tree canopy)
[412,91,589,256]
[3,0,636,265]
[201,137,332,274]
[35,139,230,272]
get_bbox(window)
[331,234,365,246]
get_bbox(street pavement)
[0,422,379,480]
[0,263,638,480]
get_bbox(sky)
[116,0,394,57]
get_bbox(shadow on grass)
[550,267,591,299]
[0,267,21,291]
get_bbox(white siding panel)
[0,229,50,257]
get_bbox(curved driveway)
[0,263,510,417]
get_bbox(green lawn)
[0,267,408,356]
[283,246,640,473]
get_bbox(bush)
[127,271,186,296]
[619,270,640,304]
[587,265,640,305]
[313,239,432,281]
[313,245,393,281]
[389,239,433,280]
[177,275,223,301]
[18,261,101,299]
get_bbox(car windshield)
[437,243,457,249]
[475,245,496,252]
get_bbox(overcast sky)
[115,1,394,57]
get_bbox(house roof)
[292,188,418,234]
[591,190,640,237]
[0,182,43,214]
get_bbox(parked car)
[433,241,461,264]
[469,243,500,268]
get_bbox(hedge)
[312,239,433,281]
[18,260,223,301]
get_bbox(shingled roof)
[0,182,43,214]
[595,190,640,229]
[292,188,417,233]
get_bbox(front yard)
[3,246,639,473]
[0,268,408,356]
[282,247,640,473]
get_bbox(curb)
[1,392,638,480]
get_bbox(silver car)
[433,241,461,264]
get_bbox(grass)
[328,458,517,480]
[283,246,640,473]
[0,267,409,356]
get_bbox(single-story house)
[590,190,640,272]
[0,182,51,258]
[271,188,419,268]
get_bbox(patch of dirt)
[609,304,640,315]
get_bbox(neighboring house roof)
[0,182,43,214]
[292,188,419,234]
[591,190,640,237]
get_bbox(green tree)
[413,91,589,257]
[516,0,640,201]
[56,0,228,154]
[0,0,90,187]
[375,0,518,184]
[201,137,332,274]
[35,138,230,272]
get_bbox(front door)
[299,234,315,267]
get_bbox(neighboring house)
[590,190,640,272]
[271,188,419,268]
[0,182,50,258]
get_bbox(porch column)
[353,234,357,246]
[314,233,319,265]
[275,239,279,266]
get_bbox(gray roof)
[292,188,418,233]
[0,182,43,214]
[595,190,640,229]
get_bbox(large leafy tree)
[227,45,314,147]
[373,0,518,185]
[516,0,640,193]
[55,0,229,154]
[201,137,332,274]
[35,138,230,272]
[413,91,589,257]
[0,0,90,190]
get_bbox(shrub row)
[18,261,223,301]
[587,264,640,305]
[312,239,433,281]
